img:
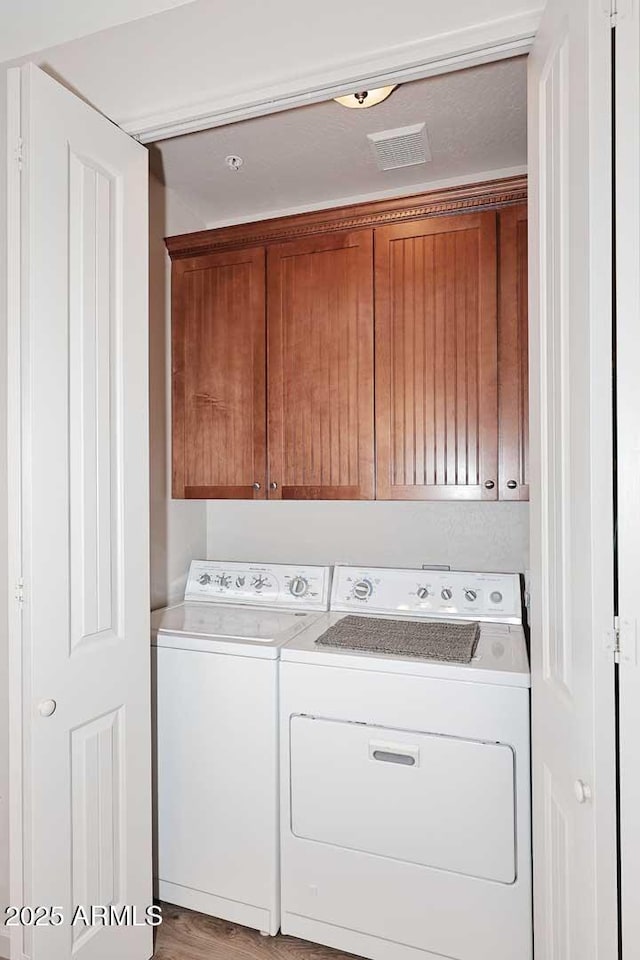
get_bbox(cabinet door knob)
[507,480,518,490]
[270,481,278,491]
[252,482,261,491]
[484,480,495,490]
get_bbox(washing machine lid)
[152,602,321,658]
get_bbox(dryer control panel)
[331,566,522,624]
[185,560,331,610]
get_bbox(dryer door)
[290,715,516,883]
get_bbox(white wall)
[0,65,10,960]
[206,501,529,574]
[0,0,197,63]
[4,0,542,134]
[149,174,207,607]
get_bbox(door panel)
[8,63,152,959]
[498,204,529,500]
[528,2,618,957]
[375,212,498,500]
[69,154,121,650]
[267,230,374,499]
[172,247,266,499]
[71,708,124,943]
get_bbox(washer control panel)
[331,566,522,623]
[185,560,331,610]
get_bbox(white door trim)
[124,7,543,142]
[6,65,25,960]
[614,2,640,956]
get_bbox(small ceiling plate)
[367,122,432,172]
[225,154,244,172]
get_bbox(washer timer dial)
[289,576,309,598]
[353,579,374,601]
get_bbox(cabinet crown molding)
[166,175,527,259]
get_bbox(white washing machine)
[152,559,331,936]
[280,565,531,960]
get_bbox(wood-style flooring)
[153,903,360,960]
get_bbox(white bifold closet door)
[7,64,152,960]
[615,4,640,959]
[528,1,619,958]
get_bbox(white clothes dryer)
[279,564,531,960]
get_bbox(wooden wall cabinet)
[171,247,266,499]
[267,231,374,500]
[498,204,529,500]
[167,177,529,502]
[375,211,498,500]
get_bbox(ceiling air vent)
[367,122,432,172]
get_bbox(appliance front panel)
[155,648,279,908]
[290,715,516,884]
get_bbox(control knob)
[464,589,478,602]
[441,588,453,601]
[490,590,504,604]
[289,576,309,598]
[416,586,430,600]
[353,579,374,600]
[252,575,270,591]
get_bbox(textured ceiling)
[154,57,527,229]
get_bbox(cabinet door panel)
[375,212,498,500]
[267,231,374,500]
[172,247,266,499]
[498,205,529,500]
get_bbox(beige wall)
[206,501,529,574]
[149,174,207,608]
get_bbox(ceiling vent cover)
[367,122,432,171]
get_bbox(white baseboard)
[157,879,278,937]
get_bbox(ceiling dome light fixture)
[333,85,398,109]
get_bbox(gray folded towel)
[315,614,480,663]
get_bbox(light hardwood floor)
[153,903,360,960]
